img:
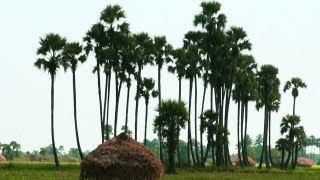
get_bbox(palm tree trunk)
[210,85,213,110]
[72,70,84,159]
[268,111,273,165]
[243,101,249,166]
[114,72,122,137]
[293,143,299,169]
[144,101,149,146]
[187,78,193,166]
[125,85,131,132]
[293,97,296,116]
[96,64,104,143]
[177,76,182,166]
[51,76,59,168]
[240,101,245,166]
[237,101,243,167]
[134,67,142,141]
[106,72,111,140]
[200,82,207,166]
[178,76,182,101]
[264,106,270,168]
[158,66,164,165]
[102,72,109,140]
[194,76,199,165]
[224,89,232,165]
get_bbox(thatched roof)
[231,155,256,166]
[297,157,316,167]
[80,132,164,180]
[0,154,6,161]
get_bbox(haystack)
[0,154,6,161]
[231,155,256,166]
[297,157,316,167]
[80,132,164,180]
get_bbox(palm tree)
[200,110,219,165]
[83,23,108,142]
[283,77,307,165]
[184,31,203,166]
[122,35,136,133]
[133,33,154,140]
[34,33,66,167]
[275,138,289,168]
[100,4,128,137]
[168,47,187,166]
[153,36,173,163]
[256,64,280,169]
[283,77,307,116]
[232,54,257,167]
[139,78,158,145]
[61,42,86,159]
[154,100,188,174]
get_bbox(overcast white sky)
[0,0,319,153]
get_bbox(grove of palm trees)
[1,0,320,179]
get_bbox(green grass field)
[1,162,320,179]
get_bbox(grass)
[1,162,320,179]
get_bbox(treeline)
[34,1,308,170]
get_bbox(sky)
[0,0,319,153]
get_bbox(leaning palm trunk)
[114,72,123,137]
[96,64,104,143]
[72,70,84,159]
[106,73,111,140]
[102,72,109,140]
[200,82,207,166]
[187,78,196,166]
[51,76,59,168]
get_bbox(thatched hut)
[297,157,316,167]
[231,155,256,166]
[80,132,164,180]
[0,154,6,161]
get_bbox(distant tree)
[34,33,66,167]
[58,145,64,155]
[69,148,80,158]
[104,124,113,140]
[121,125,132,137]
[154,100,188,174]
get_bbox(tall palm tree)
[34,33,66,167]
[100,4,128,137]
[133,33,154,140]
[153,36,173,163]
[140,78,158,145]
[61,42,86,159]
[184,31,203,166]
[283,77,307,165]
[232,54,257,167]
[256,64,280,169]
[83,23,108,143]
[122,35,136,133]
[283,77,307,116]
